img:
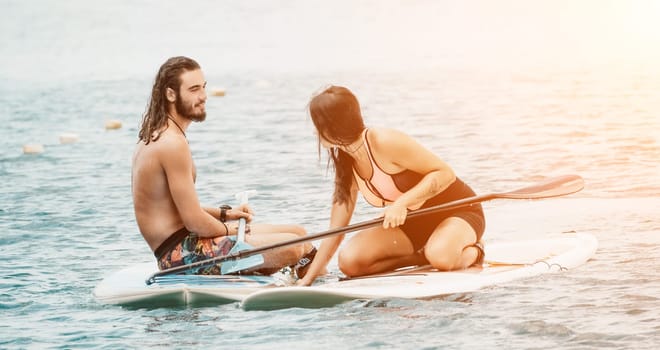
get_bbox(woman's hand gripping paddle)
[220,190,265,275]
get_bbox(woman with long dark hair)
[298,85,485,285]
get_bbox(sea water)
[1,1,659,349]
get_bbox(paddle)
[146,174,583,284]
[219,190,265,274]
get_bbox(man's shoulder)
[134,134,189,167]
[142,132,189,153]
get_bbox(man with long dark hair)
[132,56,314,275]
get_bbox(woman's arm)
[372,128,456,228]
[297,180,358,286]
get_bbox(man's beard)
[175,94,206,122]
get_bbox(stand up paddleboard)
[93,263,282,308]
[95,233,597,310]
[240,233,598,311]
[95,176,591,309]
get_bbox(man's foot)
[291,247,317,279]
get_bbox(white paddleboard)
[241,233,598,311]
[93,262,280,308]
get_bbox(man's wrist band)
[219,204,232,222]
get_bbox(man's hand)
[227,222,251,235]
[231,204,254,223]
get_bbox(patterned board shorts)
[157,232,235,275]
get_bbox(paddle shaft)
[218,190,262,275]
[218,192,496,258]
[145,175,583,282]
[236,193,249,243]
[235,190,257,242]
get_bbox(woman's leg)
[423,217,480,271]
[337,226,419,277]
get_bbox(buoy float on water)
[211,88,226,97]
[23,143,44,154]
[105,120,123,130]
[59,133,79,144]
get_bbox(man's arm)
[160,137,232,237]
[203,205,253,223]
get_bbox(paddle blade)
[499,175,584,199]
[220,241,265,274]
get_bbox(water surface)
[1,1,659,349]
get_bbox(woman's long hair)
[138,56,200,144]
[309,86,365,205]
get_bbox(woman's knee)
[424,238,462,270]
[423,248,456,271]
[337,248,366,277]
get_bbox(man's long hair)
[138,56,200,144]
